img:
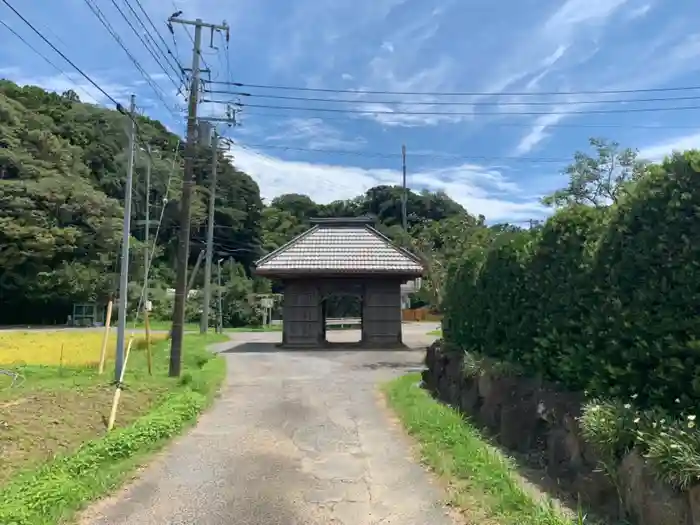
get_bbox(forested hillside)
[0,81,476,325]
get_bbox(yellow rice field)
[0,330,167,366]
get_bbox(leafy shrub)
[580,397,700,490]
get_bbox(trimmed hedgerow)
[443,150,700,413]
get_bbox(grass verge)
[383,373,579,525]
[427,329,442,336]
[0,333,228,525]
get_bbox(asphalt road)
[80,324,455,525]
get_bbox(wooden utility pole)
[216,257,224,334]
[201,132,219,334]
[167,15,229,377]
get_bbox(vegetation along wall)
[437,149,700,524]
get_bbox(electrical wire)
[232,142,572,164]
[213,99,700,117]
[208,80,700,97]
[129,0,186,81]
[83,0,180,118]
[204,88,700,107]
[1,0,125,107]
[1,1,166,184]
[116,0,184,90]
[130,139,183,331]
[0,18,98,102]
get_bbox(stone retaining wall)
[422,341,700,525]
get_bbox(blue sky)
[3,0,700,222]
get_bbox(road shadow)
[221,342,421,354]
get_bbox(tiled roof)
[255,221,424,276]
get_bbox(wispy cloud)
[263,117,367,150]
[511,2,700,155]
[543,0,630,35]
[627,3,652,19]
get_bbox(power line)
[1,0,123,106]
[83,0,180,117]
[117,0,185,89]
[0,18,96,101]
[1,0,163,167]
[204,89,700,107]
[209,80,700,97]
[238,110,700,129]
[209,99,700,117]
[232,142,572,163]
[129,0,186,81]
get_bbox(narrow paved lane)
[81,325,455,525]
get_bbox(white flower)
[634,417,641,424]
[688,415,696,421]
[630,393,638,400]
[676,398,681,403]
[624,404,631,409]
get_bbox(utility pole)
[115,94,137,382]
[401,144,407,231]
[144,145,151,304]
[200,132,219,334]
[168,15,229,377]
[216,258,224,334]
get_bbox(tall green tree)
[543,137,649,208]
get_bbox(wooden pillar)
[362,279,402,346]
[281,279,322,348]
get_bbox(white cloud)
[4,70,133,106]
[227,145,546,222]
[638,132,700,161]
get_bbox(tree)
[409,214,484,308]
[0,80,264,324]
[543,137,649,208]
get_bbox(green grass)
[0,333,228,525]
[427,329,442,336]
[383,374,580,525]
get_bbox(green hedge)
[443,150,700,412]
[0,355,225,525]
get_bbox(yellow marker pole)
[98,299,114,375]
[144,309,153,376]
[107,337,133,432]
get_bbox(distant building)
[400,278,422,309]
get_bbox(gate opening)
[322,292,362,344]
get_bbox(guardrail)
[268,318,362,327]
